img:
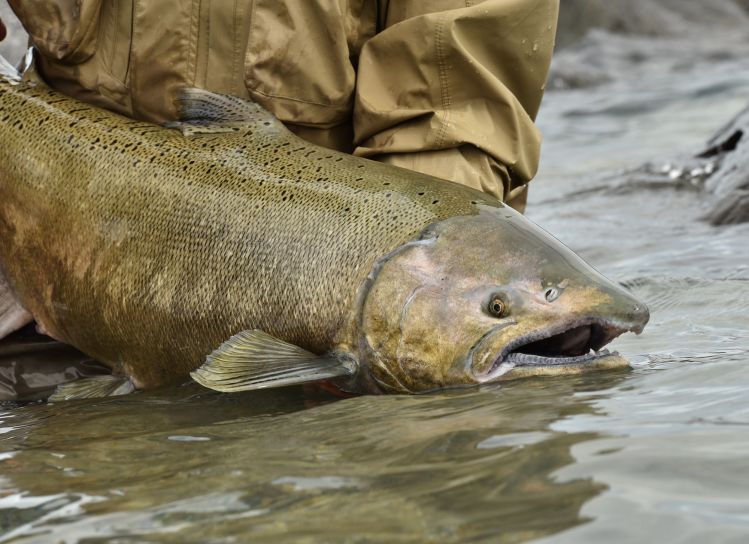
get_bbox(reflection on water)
[2,21,749,544]
[1,378,619,542]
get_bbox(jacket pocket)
[244,0,368,128]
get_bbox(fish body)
[0,71,649,397]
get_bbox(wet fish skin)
[0,74,648,395]
[0,75,492,390]
[357,210,649,392]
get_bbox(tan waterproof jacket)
[8,0,558,209]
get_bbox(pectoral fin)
[48,375,135,402]
[191,330,357,393]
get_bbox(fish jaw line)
[473,316,638,384]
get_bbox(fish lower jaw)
[505,348,615,367]
[481,349,629,383]
[475,318,637,383]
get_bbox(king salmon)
[0,59,649,400]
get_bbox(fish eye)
[487,297,507,318]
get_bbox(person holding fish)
[0,0,557,212]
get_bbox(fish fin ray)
[0,53,20,82]
[163,120,241,137]
[48,375,135,402]
[191,330,357,393]
[0,266,32,340]
[173,87,287,135]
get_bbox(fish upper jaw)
[471,315,647,384]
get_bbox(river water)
[2,15,749,544]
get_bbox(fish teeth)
[505,349,612,367]
[488,344,621,375]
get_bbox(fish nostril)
[545,287,560,302]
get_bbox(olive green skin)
[0,76,649,393]
[0,76,499,389]
[359,209,649,393]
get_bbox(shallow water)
[2,26,749,544]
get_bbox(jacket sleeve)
[354,0,558,207]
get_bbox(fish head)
[357,206,649,393]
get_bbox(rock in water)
[698,106,749,225]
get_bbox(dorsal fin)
[170,87,288,136]
[191,330,358,393]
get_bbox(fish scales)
[0,76,492,388]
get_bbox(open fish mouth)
[478,319,634,382]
